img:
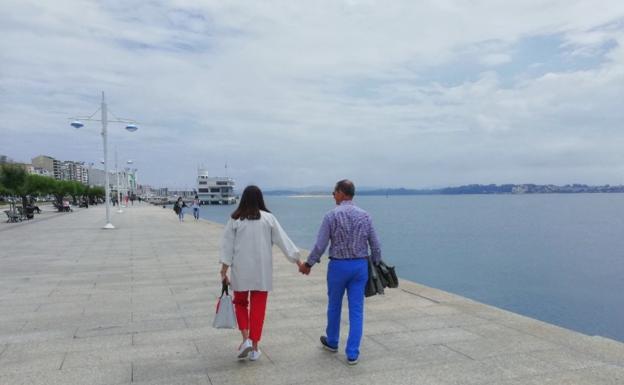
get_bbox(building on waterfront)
[60,161,89,184]
[32,155,62,179]
[23,164,52,177]
[196,168,236,205]
[113,167,138,198]
[137,184,155,198]
[0,157,51,177]
[124,168,138,195]
[168,189,196,199]
[33,166,51,177]
[87,167,115,189]
[0,154,13,164]
[31,155,90,184]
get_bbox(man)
[299,179,382,365]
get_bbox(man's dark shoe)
[320,336,338,352]
[347,357,359,365]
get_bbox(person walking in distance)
[173,197,187,222]
[220,185,303,361]
[192,195,200,221]
[299,179,382,365]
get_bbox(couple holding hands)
[219,179,382,365]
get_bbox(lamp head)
[71,120,84,129]
[125,124,138,132]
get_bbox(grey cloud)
[2,1,624,189]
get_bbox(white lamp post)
[70,92,139,229]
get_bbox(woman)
[219,185,302,361]
[173,197,187,222]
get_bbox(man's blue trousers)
[326,258,368,360]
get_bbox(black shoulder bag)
[378,261,399,288]
[365,258,399,297]
[365,258,385,297]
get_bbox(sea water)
[197,193,624,342]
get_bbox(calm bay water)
[194,194,624,342]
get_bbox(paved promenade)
[1,205,623,384]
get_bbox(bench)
[4,210,21,223]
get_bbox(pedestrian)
[219,185,303,361]
[298,179,382,365]
[173,197,187,222]
[192,195,200,221]
[62,199,71,212]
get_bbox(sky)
[1,1,624,190]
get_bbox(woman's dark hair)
[231,185,270,220]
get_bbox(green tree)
[69,181,86,204]
[24,174,55,197]
[52,180,73,209]
[0,164,27,197]
[87,186,105,202]
[0,164,27,210]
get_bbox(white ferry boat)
[196,168,236,205]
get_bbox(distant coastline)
[264,184,624,196]
[287,194,332,198]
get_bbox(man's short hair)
[335,179,355,197]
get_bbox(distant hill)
[264,184,624,196]
[263,190,302,196]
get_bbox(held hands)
[296,260,311,275]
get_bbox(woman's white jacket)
[219,211,300,291]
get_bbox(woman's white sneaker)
[249,350,262,361]
[237,339,253,359]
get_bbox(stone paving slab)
[1,204,623,384]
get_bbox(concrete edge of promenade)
[0,204,623,385]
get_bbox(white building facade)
[196,168,236,205]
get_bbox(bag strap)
[221,280,229,296]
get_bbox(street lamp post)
[70,91,139,229]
